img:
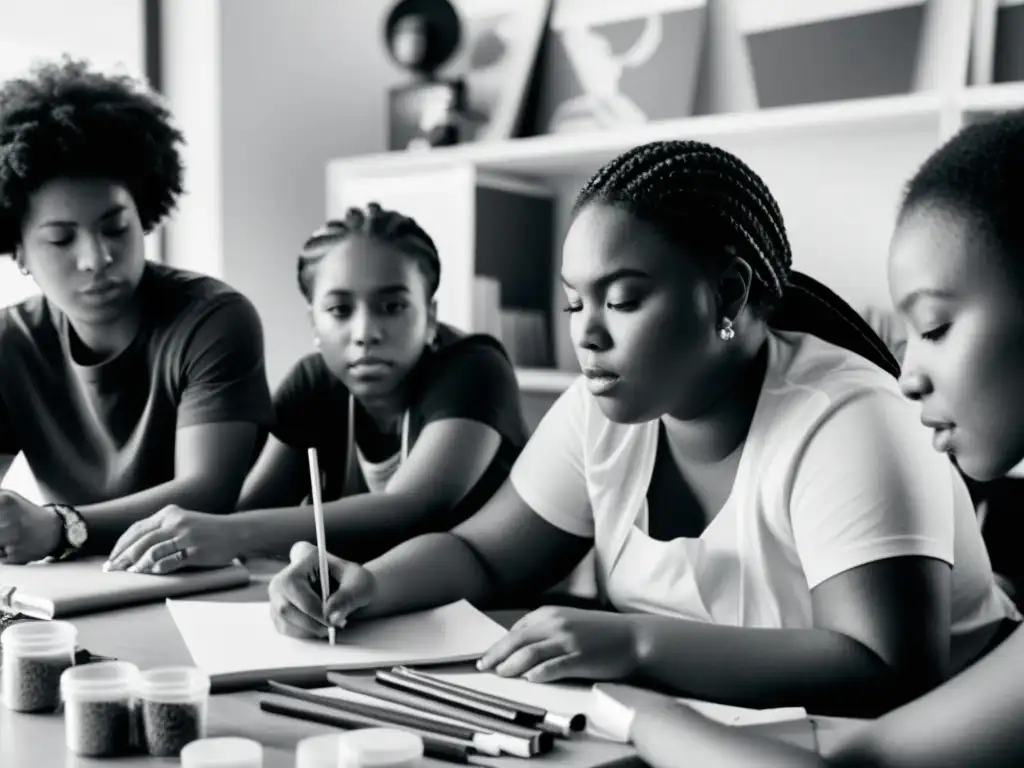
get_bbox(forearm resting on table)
[630,616,907,717]
[77,476,239,553]
[354,532,495,620]
[233,491,459,563]
[631,702,830,768]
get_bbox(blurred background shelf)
[328,92,946,180]
[960,81,1024,113]
[515,367,578,394]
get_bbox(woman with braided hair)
[106,202,529,574]
[267,140,1016,716]
[615,108,1024,768]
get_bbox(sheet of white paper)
[166,599,507,681]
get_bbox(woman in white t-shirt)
[621,107,1024,768]
[268,140,1018,717]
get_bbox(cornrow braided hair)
[296,202,441,301]
[574,140,900,379]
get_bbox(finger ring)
[174,546,188,562]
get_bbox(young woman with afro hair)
[0,58,274,565]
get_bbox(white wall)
[162,0,402,388]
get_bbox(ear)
[426,298,439,344]
[716,253,753,325]
[13,246,28,276]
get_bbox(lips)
[582,365,620,396]
[79,282,120,297]
[922,419,956,453]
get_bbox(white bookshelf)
[329,92,948,180]
[326,1,1024,395]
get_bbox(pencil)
[266,680,507,756]
[259,693,471,764]
[388,666,586,736]
[306,447,335,646]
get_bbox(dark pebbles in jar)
[137,666,210,757]
[62,661,139,757]
[1,620,77,713]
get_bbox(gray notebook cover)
[0,556,251,617]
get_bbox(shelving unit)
[329,92,947,180]
[325,0,1024,396]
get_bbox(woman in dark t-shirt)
[106,203,529,573]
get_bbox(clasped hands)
[0,489,238,573]
[268,542,645,684]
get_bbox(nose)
[350,305,383,347]
[898,345,931,401]
[574,306,611,353]
[76,235,114,274]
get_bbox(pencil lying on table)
[265,681,508,757]
[325,673,547,756]
[380,666,587,737]
[260,692,471,764]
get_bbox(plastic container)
[136,666,210,757]
[1,620,77,712]
[180,736,264,767]
[337,729,424,768]
[296,734,356,768]
[61,661,139,756]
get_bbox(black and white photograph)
[2,1,1024,766]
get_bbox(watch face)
[68,519,88,548]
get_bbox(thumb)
[323,559,375,624]
[289,540,317,564]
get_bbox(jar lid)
[339,729,424,767]
[295,734,353,768]
[136,666,210,702]
[61,661,139,699]
[1,619,76,651]
[180,737,263,768]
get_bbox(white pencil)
[306,447,335,646]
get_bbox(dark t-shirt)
[272,324,528,537]
[0,263,275,504]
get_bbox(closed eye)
[921,324,949,342]
[607,300,638,311]
[561,303,582,314]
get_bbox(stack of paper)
[166,599,509,691]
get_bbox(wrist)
[629,615,656,679]
[45,506,63,557]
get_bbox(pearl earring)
[719,317,735,341]
[313,336,321,349]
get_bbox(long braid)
[574,140,900,378]
[296,202,441,301]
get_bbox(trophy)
[384,0,466,151]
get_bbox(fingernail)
[328,612,346,627]
[127,564,141,574]
[101,561,111,572]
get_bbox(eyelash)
[48,226,128,247]
[561,301,638,314]
[921,324,949,342]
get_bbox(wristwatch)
[45,503,89,561]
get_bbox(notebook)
[166,598,509,692]
[0,557,251,618]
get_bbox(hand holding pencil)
[268,537,377,640]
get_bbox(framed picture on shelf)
[443,0,552,142]
[535,0,707,135]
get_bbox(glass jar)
[136,666,210,757]
[1,619,77,712]
[61,660,139,756]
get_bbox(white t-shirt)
[510,330,1019,673]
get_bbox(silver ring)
[172,544,188,562]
